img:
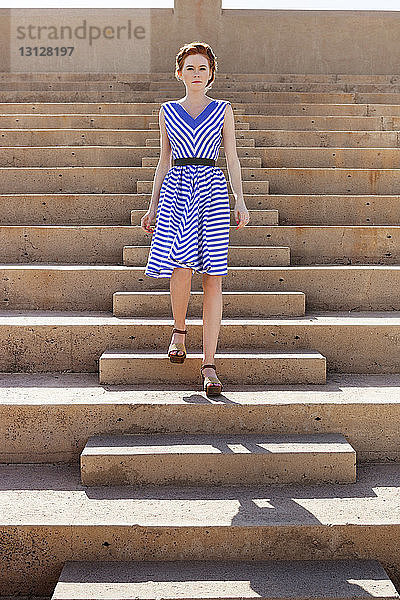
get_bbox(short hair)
[175,42,218,89]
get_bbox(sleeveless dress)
[144,98,232,278]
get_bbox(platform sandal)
[200,363,223,397]
[168,327,188,363]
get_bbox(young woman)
[141,41,250,397]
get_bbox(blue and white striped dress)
[144,98,231,278]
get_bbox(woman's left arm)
[223,104,250,230]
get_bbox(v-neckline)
[172,99,217,126]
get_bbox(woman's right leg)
[169,267,192,356]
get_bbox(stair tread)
[52,558,399,600]
[82,432,354,455]
[2,462,400,526]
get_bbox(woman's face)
[178,53,211,91]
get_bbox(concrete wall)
[1,0,400,74]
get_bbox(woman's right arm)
[148,105,172,212]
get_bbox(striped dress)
[144,98,232,278]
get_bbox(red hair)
[175,42,218,89]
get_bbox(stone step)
[123,245,289,267]
[0,146,260,167]
[148,130,400,147]
[141,166,400,195]
[0,167,269,194]
[265,194,400,226]
[8,79,400,93]
[152,80,400,93]
[0,193,274,226]
[2,224,399,265]
[98,350,327,385]
[142,156,262,168]
[138,176,270,194]
[5,145,400,169]
[80,432,355,486]
[51,559,398,600]
[0,266,399,311]
[112,291,305,318]
[2,310,400,373]
[0,71,399,81]
[1,100,400,116]
[0,91,358,103]
[0,193,398,226]
[1,462,400,595]
[238,147,400,169]
[237,115,393,130]
[0,372,399,464]
[1,89,400,104]
[3,265,400,310]
[130,209,279,227]
[146,136,255,147]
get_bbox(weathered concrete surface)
[52,559,399,600]
[81,432,356,486]
[99,350,327,386]
[0,372,399,464]
[1,463,400,595]
[0,267,400,311]
[112,290,305,318]
[0,310,400,373]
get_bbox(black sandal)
[168,327,188,363]
[200,363,223,396]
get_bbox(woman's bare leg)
[202,273,223,377]
[169,267,192,356]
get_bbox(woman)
[141,41,250,397]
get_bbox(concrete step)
[228,225,400,265]
[265,194,400,226]
[2,89,400,104]
[237,115,390,130]
[142,156,262,168]
[0,266,399,311]
[130,209,279,227]
[0,90,358,103]
[98,350,327,385]
[0,310,396,374]
[0,224,293,264]
[8,79,400,93]
[1,224,399,265]
[0,167,269,194]
[0,72,399,82]
[138,176,270,194]
[0,263,400,311]
[112,291,305,318]
[0,147,261,168]
[80,432,355,486]
[51,559,398,600]
[147,129,400,147]
[0,193,398,226]
[141,166,400,195]
[123,245,289,268]
[146,136,255,147]
[2,461,400,595]
[0,193,273,226]
[6,145,400,169]
[0,371,399,464]
[1,100,400,116]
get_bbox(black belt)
[173,157,216,166]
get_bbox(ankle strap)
[173,328,187,334]
[201,363,216,370]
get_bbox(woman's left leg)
[202,273,223,378]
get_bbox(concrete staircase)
[1,72,400,599]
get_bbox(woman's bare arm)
[148,105,172,212]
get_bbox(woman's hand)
[234,201,250,230]
[141,207,157,233]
